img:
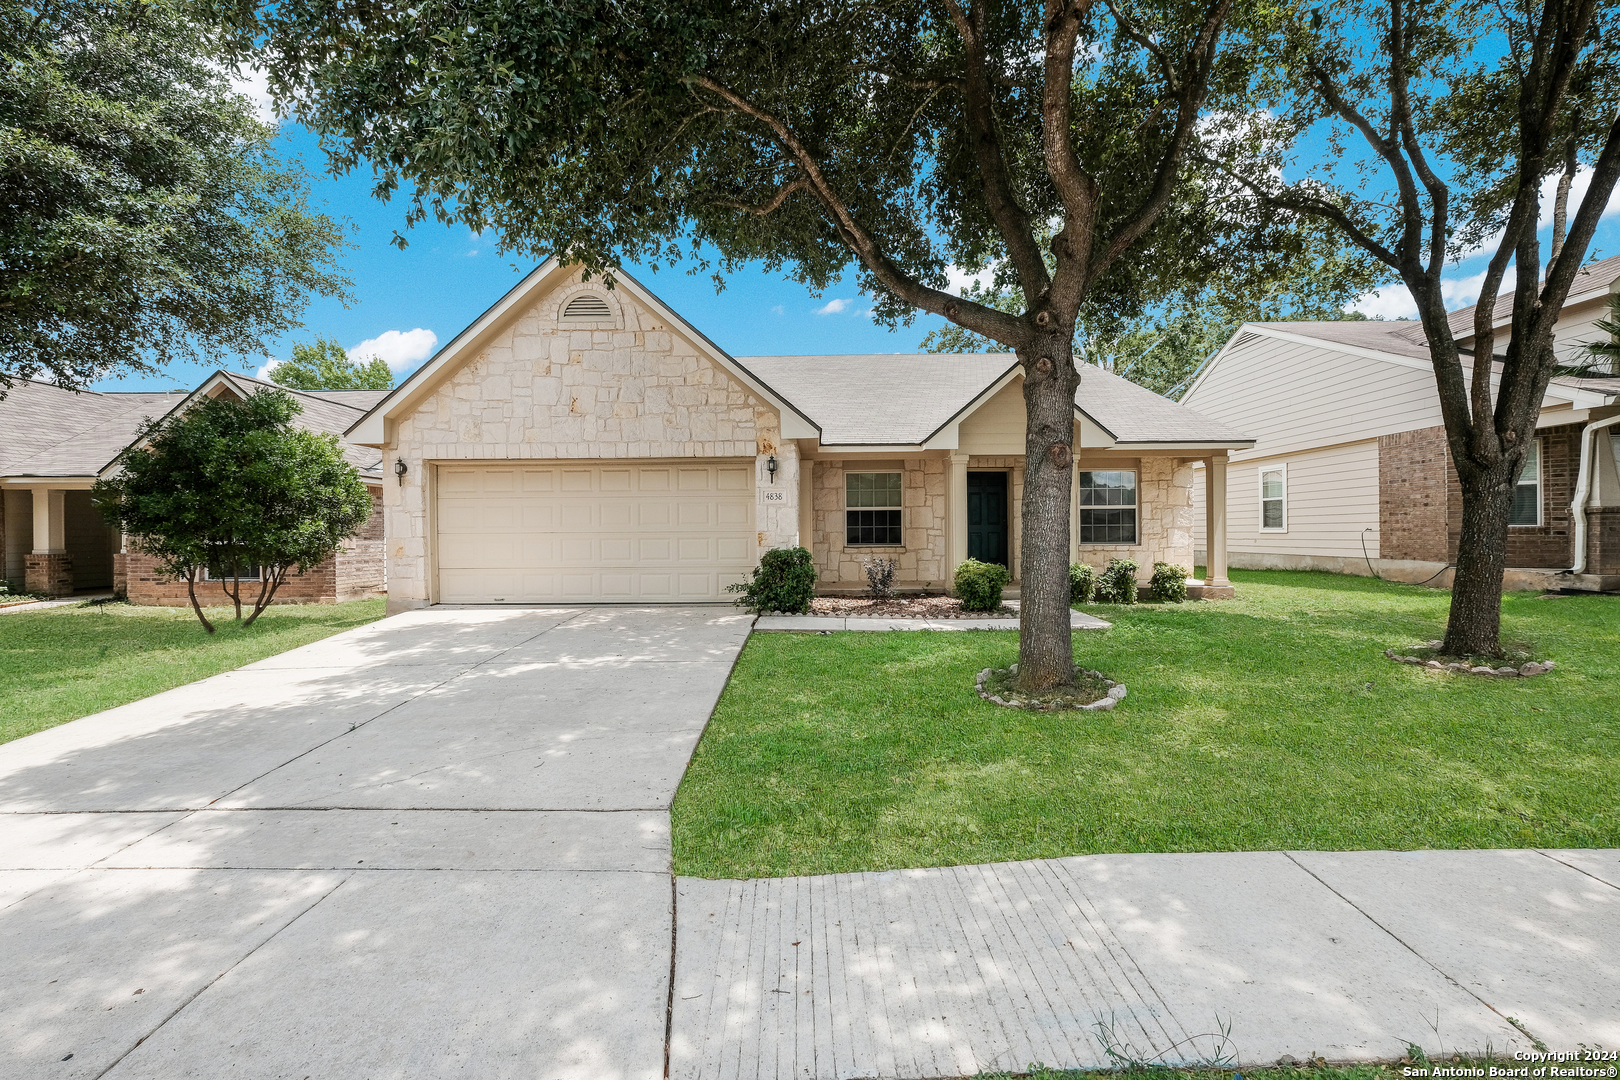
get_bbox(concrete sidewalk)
[670,848,1620,1079]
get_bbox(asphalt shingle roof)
[740,353,1251,445]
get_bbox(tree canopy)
[0,0,352,393]
[94,388,373,631]
[270,337,394,390]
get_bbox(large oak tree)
[220,0,1302,689]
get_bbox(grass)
[0,598,386,745]
[672,569,1619,879]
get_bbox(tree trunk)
[1442,456,1517,656]
[242,568,286,627]
[1016,333,1082,692]
[186,568,216,634]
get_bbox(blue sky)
[90,87,1620,394]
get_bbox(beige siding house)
[1182,255,1620,591]
[348,259,1254,612]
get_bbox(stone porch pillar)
[26,487,73,597]
[1203,455,1233,597]
[947,453,969,581]
[797,458,815,552]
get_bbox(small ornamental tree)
[94,389,373,632]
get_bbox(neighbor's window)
[846,472,902,545]
[1079,470,1137,544]
[1510,438,1541,527]
[1260,466,1287,531]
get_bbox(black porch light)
[394,458,408,485]
[766,454,779,483]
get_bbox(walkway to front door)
[966,470,1008,567]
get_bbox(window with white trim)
[1079,470,1137,544]
[1510,438,1541,526]
[845,472,902,546]
[1260,465,1286,531]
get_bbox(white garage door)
[435,461,756,603]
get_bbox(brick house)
[1181,255,1620,592]
[344,258,1253,613]
[0,372,387,604]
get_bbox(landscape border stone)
[1383,641,1556,678]
[974,664,1126,711]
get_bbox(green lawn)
[0,598,386,745]
[673,569,1619,879]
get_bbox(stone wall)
[810,457,949,590]
[385,269,795,607]
[1074,457,1194,579]
[1506,424,1580,568]
[25,553,72,597]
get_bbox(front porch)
[1,482,119,598]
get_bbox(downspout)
[1567,411,1620,575]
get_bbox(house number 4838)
[762,491,786,503]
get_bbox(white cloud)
[815,297,853,315]
[255,357,280,379]
[1349,267,1511,320]
[771,304,785,316]
[350,328,439,372]
[228,65,278,125]
[944,264,992,296]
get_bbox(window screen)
[846,473,902,545]
[1079,470,1138,544]
[1510,439,1540,526]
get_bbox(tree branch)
[1039,0,1101,299]
[710,178,810,216]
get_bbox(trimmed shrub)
[727,546,817,613]
[1150,561,1189,603]
[863,556,897,599]
[954,558,1010,612]
[1068,562,1096,604]
[1094,558,1139,604]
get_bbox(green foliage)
[1150,561,1188,603]
[727,547,817,614]
[953,559,1010,613]
[1095,558,1140,604]
[93,388,374,630]
[0,0,351,393]
[271,337,393,390]
[1068,562,1096,604]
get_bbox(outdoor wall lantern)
[394,458,408,485]
[766,454,778,483]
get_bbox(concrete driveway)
[0,605,754,1080]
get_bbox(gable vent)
[562,293,612,320]
[1231,331,1259,350]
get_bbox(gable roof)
[347,258,819,445]
[1447,252,1620,339]
[1,375,388,482]
[742,353,1252,448]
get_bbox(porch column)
[797,458,815,552]
[947,453,969,576]
[26,487,73,596]
[1205,455,1231,591]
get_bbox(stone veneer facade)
[1073,456,1196,578]
[383,270,798,608]
[810,457,949,589]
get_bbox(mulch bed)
[809,595,1016,619]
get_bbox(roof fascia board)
[1105,440,1257,451]
[815,444,933,455]
[921,360,1024,449]
[1,476,97,488]
[347,258,567,445]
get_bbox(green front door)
[967,471,1009,567]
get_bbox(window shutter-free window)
[1510,439,1541,526]
[846,472,902,545]
[1079,470,1137,544]
[1261,467,1286,530]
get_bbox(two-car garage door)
[435,461,756,603]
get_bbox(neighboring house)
[0,372,388,603]
[1182,255,1620,592]
[347,259,1253,613]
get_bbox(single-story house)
[0,372,388,603]
[1181,254,1620,592]
[347,259,1254,613]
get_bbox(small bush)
[1150,561,1189,603]
[954,558,1010,612]
[1068,562,1096,604]
[727,546,817,613]
[863,556,897,599]
[1094,558,1139,604]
